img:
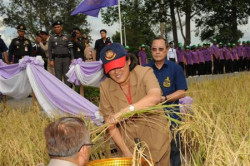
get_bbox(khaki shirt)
[99,65,171,162]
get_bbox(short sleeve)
[174,65,188,90]
[99,82,114,119]
[0,39,8,52]
[142,67,161,93]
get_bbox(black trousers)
[186,64,193,77]
[232,60,239,72]
[205,61,212,74]
[170,132,181,166]
[238,57,244,71]
[192,63,198,75]
[198,62,205,75]
[218,59,225,74]
[178,62,185,71]
[169,58,176,63]
[225,60,232,73]
[213,58,220,74]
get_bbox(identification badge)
[25,46,28,52]
[55,42,58,46]
[77,47,81,52]
[163,77,171,87]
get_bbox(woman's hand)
[122,151,133,157]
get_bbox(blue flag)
[71,0,118,17]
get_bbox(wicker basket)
[88,157,151,166]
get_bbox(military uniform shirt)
[8,37,32,62]
[0,38,8,59]
[48,34,73,60]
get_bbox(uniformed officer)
[0,36,9,63]
[71,27,85,60]
[8,24,32,63]
[48,20,73,87]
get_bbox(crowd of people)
[1,21,249,166]
[167,39,250,77]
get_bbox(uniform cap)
[100,43,127,74]
[178,43,182,47]
[141,44,146,48]
[125,45,130,50]
[17,24,26,31]
[219,42,223,45]
[213,38,217,42]
[185,46,190,49]
[52,20,63,27]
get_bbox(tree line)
[1,0,250,48]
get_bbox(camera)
[71,30,77,38]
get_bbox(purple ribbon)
[19,56,44,69]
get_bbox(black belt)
[54,54,69,58]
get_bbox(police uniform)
[146,59,188,166]
[48,20,73,87]
[8,24,32,63]
[72,36,85,60]
[0,38,8,62]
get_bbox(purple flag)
[71,0,118,17]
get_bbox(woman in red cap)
[99,43,171,165]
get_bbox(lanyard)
[120,81,132,104]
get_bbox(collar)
[48,159,78,166]
[148,58,168,70]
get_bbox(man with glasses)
[44,117,92,166]
[146,37,188,166]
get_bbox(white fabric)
[75,64,103,87]
[167,48,178,62]
[26,64,59,117]
[0,70,32,99]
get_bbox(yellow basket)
[88,157,151,166]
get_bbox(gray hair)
[44,117,90,157]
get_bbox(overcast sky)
[1,4,250,47]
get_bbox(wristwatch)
[129,105,135,112]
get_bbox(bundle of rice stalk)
[179,73,250,166]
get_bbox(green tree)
[101,0,166,48]
[0,0,90,40]
[195,0,250,43]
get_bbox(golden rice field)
[0,73,249,166]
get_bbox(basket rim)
[88,157,133,164]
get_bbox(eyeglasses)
[151,47,165,52]
[48,143,94,157]
[78,143,95,152]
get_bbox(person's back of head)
[44,117,92,166]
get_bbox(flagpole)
[118,0,123,45]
